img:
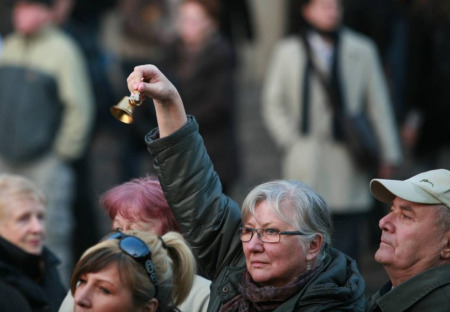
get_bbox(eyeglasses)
[106,231,159,297]
[239,227,306,243]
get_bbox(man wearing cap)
[367,169,450,311]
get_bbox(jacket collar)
[0,236,59,280]
[215,247,366,311]
[375,264,450,311]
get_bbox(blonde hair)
[0,174,46,220]
[70,230,196,311]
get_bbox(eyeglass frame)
[239,226,307,243]
[106,231,159,297]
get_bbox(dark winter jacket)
[366,264,450,312]
[0,237,66,312]
[160,31,241,192]
[0,279,32,312]
[145,116,366,311]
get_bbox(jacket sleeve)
[262,39,302,150]
[145,116,244,279]
[360,38,402,166]
[53,37,95,161]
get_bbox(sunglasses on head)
[106,231,159,297]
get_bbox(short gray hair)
[435,204,450,231]
[241,180,332,261]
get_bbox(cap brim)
[370,179,442,205]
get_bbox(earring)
[307,262,311,271]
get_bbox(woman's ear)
[143,298,158,312]
[306,234,323,261]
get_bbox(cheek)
[267,241,303,265]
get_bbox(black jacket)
[0,280,32,312]
[0,237,66,312]
[145,116,366,311]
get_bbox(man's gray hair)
[241,180,332,261]
[436,204,450,231]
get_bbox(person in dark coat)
[0,280,32,312]
[0,174,66,312]
[401,0,450,171]
[160,0,241,194]
[124,64,366,311]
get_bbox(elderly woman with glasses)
[70,230,196,312]
[123,64,366,311]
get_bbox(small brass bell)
[110,92,142,124]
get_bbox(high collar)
[18,24,55,42]
[302,21,340,43]
[0,236,43,280]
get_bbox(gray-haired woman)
[126,64,366,311]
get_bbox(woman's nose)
[246,232,264,251]
[74,286,92,308]
[30,215,44,234]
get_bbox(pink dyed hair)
[100,176,181,234]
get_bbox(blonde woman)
[0,174,66,311]
[71,230,196,312]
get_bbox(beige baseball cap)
[370,169,450,208]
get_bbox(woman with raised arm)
[126,65,366,311]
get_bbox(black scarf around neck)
[300,27,344,140]
[0,236,43,281]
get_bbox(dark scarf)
[300,26,344,140]
[0,236,44,281]
[219,262,324,312]
[0,237,65,311]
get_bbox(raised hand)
[127,65,188,137]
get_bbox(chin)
[374,249,391,265]
[249,272,270,285]
[26,245,44,255]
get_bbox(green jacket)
[146,117,366,311]
[366,264,450,312]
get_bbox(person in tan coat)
[261,0,402,262]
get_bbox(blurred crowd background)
[1,0,450,295]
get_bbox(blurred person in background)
[52,0,115,264]
[70,230,196,312]
[0,0,95,284]
[261,0,402,263]
[0,174,66,312]
[401,0,450,173]
[100,0,176,185]
[59,176,211,312]
[160,0,242,194]
[0,280,33,312]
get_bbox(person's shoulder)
[268,35,303,62]
[0,31,20,46]
[275,35,302,49]
[177,275,211,312]
[0,32,23,58]
[189,274,211,300]
[340,27,377,53]
[0,280,33,312]
[193,274,212,288]
[44,25,85,58]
